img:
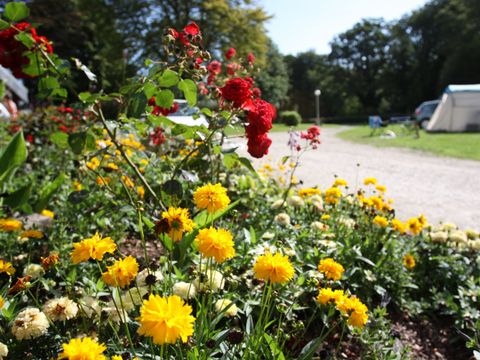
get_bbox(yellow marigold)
[106,162,119,171]
[20,229,44,239]
[161,207,195,242]
[121,175,134,188]
[71,233,117,264]
[86,157,100,170]
[193,183,230,213]
[333,178,348,187]
[325,187,342,204]
[336,295,368,328]
[406,217,422,235]
[195,227,236,263]
[316,288,345,305]
[373,216,389,228]
[369,196,384,211]
[58,337,107,360]
[41,209,54,219]
[253,252,295,284]
[0,295,4,309]
[403,254,416,270]
[321,214,330,221]
[102,256,139,288]
[391,219,406,234]
[363,177,377,185]
[137,294,195,345]
[137,186,145,199]
[298,188,321,198]
[318,258,344,281]
[96,176,111,187]
[418,214,427,227]
[0,218,22,232]
[0,259,15,275]
[375,184,386,192]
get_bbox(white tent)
[0,65,29,103]
[427,84,480,132]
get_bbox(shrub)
[279,110,302,126]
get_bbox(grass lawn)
[337,124,480,161]
[224,122,335,136]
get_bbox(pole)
[314,89,321,125]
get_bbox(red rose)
[246,99,276,134]
[207,60,222,75]
[59,125,69,133]
[184,22,200,36]
[150,127,166,146]
[247,52,255,65]
[167,28,179,39]
[247,133,272,158]
[25,134,34,144]
[252,87,262,98]
[178,32,190,46]
[225,47,236,60]
[226,62,239,76]
[198,82,209,95]
[220,77,253,108]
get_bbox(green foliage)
[0,131,27,185]
[279,111,302,126]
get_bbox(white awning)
[0,65,29,102]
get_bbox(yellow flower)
[58,337,107,360]
[86,157,100,170]
[0,218,22,232]
[316,288,345,305]
[106,162,119,171]
[0,295,4,309]
[253,252,295,284]
[72,180,82,191]
[41,209,55,219]
[406,217,423,235]
[375,184,386,192]
[369,196,384,211]
[363,177,377,185]
[336,295,368,328]
[96,176,111,187]
[318,258,344,281]
[0,259,15,275]
[102,256,139,288]
[137,186,145,199]
[195,227,235,263]
[333,178,348,187]
[298,188,321,198]
[403,254,416,270]
[121,175,134,188]
[373,216,388,228]
[321,214,330,221]
[137,294,195,345]
[161,207,195,242]
[418,214,427,227]
[20,229,44,239]
[391,219,406,234]
[193,183,230,213]
[71,233,117,264]
[325,187,342,204]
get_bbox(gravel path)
[236,127,480,230]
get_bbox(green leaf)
[238,157,259,178]
[201,107,213,117]
[128,93,147,118]
[0,19,9,30]
[178,79,197,106]
[38,76,60,97]
[22,53,42,77]
[162,180,183,197]
[14,31,34,48]
[155,89,174,108]
[68,132,88,155]
[67,190,89,204]
[223,153,238,169]
[49,132,69,149]
[0,131,27,184]
[4,182,31,208]
[158,69,180,87]
[143,82,156,99]
[4,2,30,22]
[34,173,65,212]
[78,91,98,104]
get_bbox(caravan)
[427,84,480,132]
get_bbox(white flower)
[465,229,479,240]
[78,296,101,318]
[43,297,78,322]
[441,222,457,231]
[121,287,148,311]
[136,268,163,287]
[469,240,480,251]
[318,239,338,249]
[284,247,296,257]
[261,232,275,240]
[450,230,468,244]
[214,299,238,317]
[338,217,355,229]
[0,342,7,359]
[194,269,225,292]
[12,308,50,340]
[24,263,45,279]
[288,195,304,207]
[272,199,285,209]
[430,231,448,244]
[311,221,328,231]
[173,282,197,300]
[104,303,129,323]
[275,213,291,226]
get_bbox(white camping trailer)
[426,84,480,132]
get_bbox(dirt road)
[237,127,480,229]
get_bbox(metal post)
[314,89,321,125]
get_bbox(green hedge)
[279,111,302,126]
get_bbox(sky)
[262,0,429,55]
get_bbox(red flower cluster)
[148,97,179,116]
[225,47,236,60]
[220,77,254,108]
[167,22,201,48]
[0,22,53,78]
[150,127,166,146]
[300,125,321,148]
[247,52,255,66]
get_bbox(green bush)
[280,110,302,126]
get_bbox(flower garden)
[0,2,479,359]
